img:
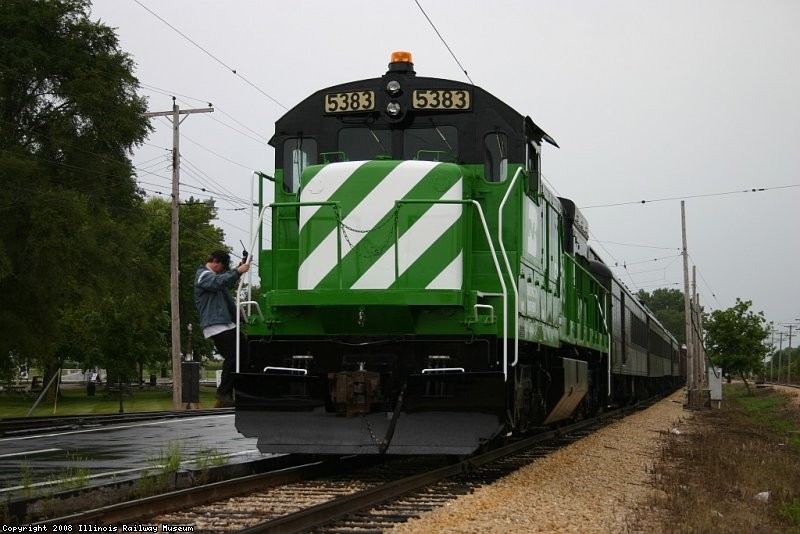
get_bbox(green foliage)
[781,499,800,525]
[0,2,231,381]
[20,461,33,497]
[0,0,150,372]
[193,447,228,470]
[704,299,771,385]
[48,453,90,491]
[142,197,228,362]
[0,384,220,416]
[636,288,686,344]
[769,347,800,385]
[149,440,184,474]
[137,440,183,495]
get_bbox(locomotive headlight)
[386,101,401,116]
[386,80,402,95]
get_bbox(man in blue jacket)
[194,250,250,407]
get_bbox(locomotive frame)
[233,52,683,455]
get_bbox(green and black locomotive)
[234,52,682,455]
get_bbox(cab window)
[484,132,508,182]
[283,137,317,193]
[404,125,458,161]
[339,128,392,161]
[526,141,541,196]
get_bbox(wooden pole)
[143,101,213,409]
[681,201,695,405]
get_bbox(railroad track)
[24,396,662,532]
[0,409,231,437]
[242,420,601,533]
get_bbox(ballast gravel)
[391,389,689,533]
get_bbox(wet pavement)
[0,412,265,496]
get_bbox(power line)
[591,239,680,251]
[180,131,258,170]
[619,253,683,268]
[687,253,722,308]
[413,0,474,84]
[581,183,800,209]
[133,0,287,110]
[141,85,270,144]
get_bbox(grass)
[0,383,221,417]
[48,453,90,492]
[642,384,800,532]
[135,440,185,497]
[194,447,228,470]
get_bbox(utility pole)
[692,265,704,390]
[789,325,794,385]
[782,323,798,385]
[778,332,784,384]
[770,329,775,382]
[143,98,213,409]
[681,201,695,405]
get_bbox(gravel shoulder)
[391,389,690,533]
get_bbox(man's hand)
[236,262,251,274]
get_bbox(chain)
[361,414,381,449]
[338,210,398,259]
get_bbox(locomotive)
[233,52,682,455]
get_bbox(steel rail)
[238,418,603,533]
[29,391,672,530]
[0,408,231,437]
[239,392,670,533]
[32,456,371,528]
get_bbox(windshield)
[404,125,458,161]
[338,127,392,160]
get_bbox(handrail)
[238,300,264,322]
[473,304,495,323]
[395,198,508,380]
[236,200,343,372]
[264,366,308,375]
[236,202,271,373]
[239,197,509,381]
[498,167,523,368]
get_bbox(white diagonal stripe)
[352,179,462,289]
[298,160,439,289]
[426,251,463,289]
[299,161,368,231]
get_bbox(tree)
[141,197,229,363]
[0,1,150,382]
[704,299,771,394]
[636,288,686,344]
[769,346,800,384]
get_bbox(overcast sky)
[89,0,800,335]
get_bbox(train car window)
[283,137,317,193]
[630,311,648,348]
[404,125,458,161]
[526,141,541,196]
[339,128,392,161]
[484,132,508,182]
